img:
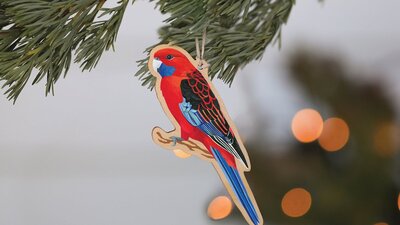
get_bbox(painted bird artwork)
[148,44,263,225]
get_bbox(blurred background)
[1,0,400,225]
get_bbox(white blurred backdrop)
[0,0,399,225]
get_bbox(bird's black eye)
[166,54,173,60]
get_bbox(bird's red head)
[152,48,194,78]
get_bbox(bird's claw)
[170,136,183,146]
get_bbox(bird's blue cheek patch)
[158,63,176,77]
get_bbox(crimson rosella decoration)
[148,44,263,225]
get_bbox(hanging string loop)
[195,28,209,70]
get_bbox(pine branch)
[0,0,128,102]
[136,0,296,89]
[0,0,295,102]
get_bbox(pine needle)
[0,0,296,102]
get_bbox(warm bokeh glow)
[173,149,191,159]
[281,188,312,217]
[373,122,400,157]
[207,196,233,220]
[398,193,400,211]
[318,118,350,152]
[374,222,388,225]
[291,109,324,143]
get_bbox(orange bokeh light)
[173,149,191,159]
[207,196,233,220]
[281,188,312,218]
[398,193,400,211]
[291,109,324,143]
[318,118,350,152]
[374,223,388,225]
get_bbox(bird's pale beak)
[152,57,162,72]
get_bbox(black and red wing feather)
[180,70,248,168]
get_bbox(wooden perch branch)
[152,127,213,159]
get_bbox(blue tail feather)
[211,147,260,225]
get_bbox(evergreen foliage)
[0,0,295,102]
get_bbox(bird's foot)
[170,136,183,146]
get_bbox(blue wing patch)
[179,98,202,126]
[179,97,244,162]
[179,98,225,137]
